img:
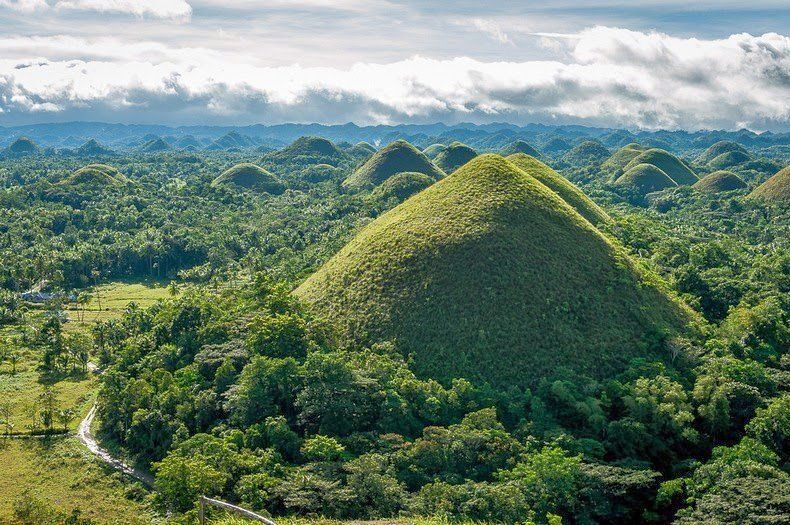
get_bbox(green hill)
[506,153,611,225]
[423,143,447,159]
[297,154,692,389]
[602,143,648,179]
[76,139,114,156]
[433,142,478,174]
[267,136,347,166]
[5,137,40,155]
[708,150,751,170]
[543,137,571,154]
[345,142,377,161]
[212,163,285,194]
[697,141,748,165]
[692,171,747,193]
[139,137,170,153]
[303,163,342,183]
[623,148,698,185]
[749,166,790,204]
[343,140,445,190]
[369,171,434,203]
[615,163,678,194]
[563,140,610,166]
[59,164,127,187]
[500,140,542,158]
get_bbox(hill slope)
[139,138,170,153]
[563,140,610,166]
[369,171,434,203]
[623,148,698,185]
[433,142,478,174]
[749,166,790,204]
[615,163,678,194]
[602,143,648,179]
[76,139,114,156]
[500,140,542,158]
[506,153,611,225]
[298,154,691,388]
[343,140,445,189]
[5,137,40,155]
[708,150,751,170]
[692,171,747,193]
[212,163,285,193]
[697,141,748,165]
[267,136,347,166]
[59,164,127,187]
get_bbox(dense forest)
[0,123,787,524]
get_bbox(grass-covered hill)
[749,166,790,204]
[506,153,611,225]
[211,163,285,194]
[500,140,542,158]
[369,171,434,203]
[265,136,347,166]
[58,164,127,188]
[344,141,377,162]
[615,163,678,194]
[343,140,445,190]
[206,131,256,151]
[562,140,610,166]
[623,148,698,185]
[423,143,447,159]
[433,141,478,174]
[602,143,648,179]
[75,139,114,157]
[139,137,171,153]
[707,150,751,170]
[542,137,572,155]
[297,154,692,389]
[697,140,748,165]
[692,170,748,193]
[5,137,40,156]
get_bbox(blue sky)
[0,0,788,130]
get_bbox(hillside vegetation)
[615,163,678,195]
[623,148,698,185]
[433,141,478,174]
[602,143,648,178]
[298,154,692,388]
[343,140,445,189]
[697,140,748,165]
[750,166,790,204]
[212,163,285,194]
[692,170,747,193]
[369,171,434,203]
[500,140,542,158]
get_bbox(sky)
[0,0,788,130]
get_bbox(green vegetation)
[265,136,348,167]
[76,139,115,157]
[500,140,542,158]
[5,136,41,156]
[623,148,698,185]
[601,143,648,179]
[139,137,170,153]
[59,164,127,188]
[343,140,445,190]
[692,170,747,193]
[696,140,748,165]
[433,142,478,174]
[299,154,692,388]
[615,163,678,196]
[212,163,285,194]
[422,143,446,159]
[368,171,434,204]
[562,140,609,165]
[707,149,751,170]
[506,153,611,225]
[749,166,789,204]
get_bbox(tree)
[57,408,76,432]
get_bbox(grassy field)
[0,438,157,523]
[62,281,173,329]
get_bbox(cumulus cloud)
[0,0,192,19]
[0,27,787,129]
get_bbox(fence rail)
[198,496,277,525]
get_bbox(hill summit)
[76,139,114,156]
[615,163,678,195]
[602,143,648,179]
[623,148,698,185]
[749,166,789,204]
[298,154,692,389]
[500,140,542,158]
[212,163,285,194]
[697,141,748,165]
[563,140,610,166]
[433,141,478,174]
[692,171,747,193]
[60,164,127,188]
[139,137,170,153]
[5,137,40,156]
[343,140,445,189]
[267,136,347,166]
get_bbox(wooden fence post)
[199,495,206,525]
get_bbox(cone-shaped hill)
[563,140,610,166]
[5,137,40,155]
[139,137,171,153]
[212,163,285,194]
[297,154,692,389]
[423,143,447,159]
[602,143,648,179]
[343,140,445,190]
[749,166,789,204]
[500,140,542,158]
[506,153,610,225]
[368,171,434,203]
[692,171,747,193]
[708,150,751,170]
[623,148,698,185]
[59,164,127,188]
[433,142,478,174]
[76,139,114,156]
[615,163,678,194]
[345,142,377,162]
[266,136,347,166]
[697,141,748,165]
[542,137,571,154]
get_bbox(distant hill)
[615,163,678,194]
[500,140,542,158]
[5,137,40,156]
[265,136,348,167]
[175,135,203,149]
[542,137,572,155]
[59,164,127,188]
[507,153,611,225]
[344,142,377,161]
[139,137,171,153]
[423,143,447,159]
[298,154,693,389]
[212,163,285,194]
[433,142,478,174]
[343,140,445,190]
[708,150,751,170]
[692,171,747,193]
[623,148,698,185]
[369,171,434,203]
[697,141,748,165]
[206,131,256,151]
[749,166,789,204]
[602,143,649,179]
[75,139,114,157]
[563,140,610,166]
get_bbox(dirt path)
[76,403,155,487]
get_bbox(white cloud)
[0,27,787,129]
[0,0,192,19]
[459,18,513,45]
